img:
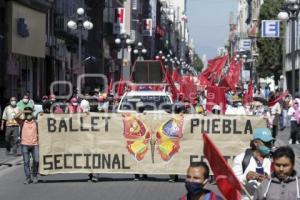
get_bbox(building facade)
[281,10,300,93]
[0,0,191,102]
[230,0,263,83]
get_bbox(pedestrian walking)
[254,146,300,200]
[232,128,273,199]
[270,96,281,139]
[180,162,223,200]
[287,99,300,144]
[1,97,20,155]
[17,94,34,112]
[281,94,291,130]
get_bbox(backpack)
[242,148,253,173]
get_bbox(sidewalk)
[0,148,23,170]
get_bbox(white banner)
[143,18,153,36]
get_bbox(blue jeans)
[22,145,39,178]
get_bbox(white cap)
[212,105,221,110]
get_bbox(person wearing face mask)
[1,97,21,155]
[180,162,223,200]
[254,146,300,200]
[41,95,51,113]
[65,97,83,114]
[232,128,273,199]
[48,95,64,114]
[212,104,221,115]
[14,107,39,184]
[97,93,109,113]
[80,93,91,113]
[17,94,34,112]
[183,99,193,114]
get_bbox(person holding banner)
[180,162,223,200]
[212,105,221,115]
[65,97,83,114]
[253,146,300,200]
[15,107,39,184]
[133,101,148,181]
[97,94,109,112]
[232,128,273,198]
[80,93,91,113]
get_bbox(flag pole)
[240,184,253,200]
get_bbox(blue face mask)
[185,181,205,196]
[258,144,271,156]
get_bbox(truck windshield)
[119,95,171,111]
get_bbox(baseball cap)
[253,128,273,142]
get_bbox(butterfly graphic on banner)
[122,114,184,163]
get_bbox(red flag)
[198,74,210,85]
[219,59,242,90]
[242,92,249,105]
[243,81,254,104]
[200,55,228,86]
[206,86,227,113]
[172,68,180,82]
[268,91,288,107]
[114,8,124,23]
[164,67,179,101]
[179,76,197,102]
[203,133,242,200]
[117,76,125,97]
[247,81,254,102]
[107,74,114,94]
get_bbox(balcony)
[54,15,77,40]
[55,15,68,35]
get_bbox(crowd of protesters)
[0,84,299,200]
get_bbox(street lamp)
[278,0,300,97]
[235,53,248,85]
[67,7,93,84]
[115,34,133,78]
[155,50,164,60]
[133,42,147,61]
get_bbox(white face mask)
[72,103,78,106]
[23,99,29,104]
[10,101,17,106]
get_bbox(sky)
[187,0,238,60]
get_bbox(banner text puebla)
[38,113,266,175]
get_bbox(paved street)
[0,128,299,200]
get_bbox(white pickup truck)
[116,91,173,114]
